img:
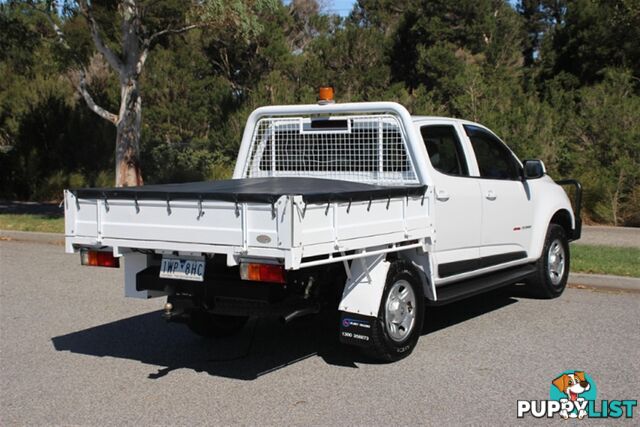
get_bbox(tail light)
[240,262,285,284]
[80,249,120,268]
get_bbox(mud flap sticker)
[339,312,374,347]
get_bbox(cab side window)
[420,125,469,177]
[464,125,520,180]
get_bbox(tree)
[539,0,640,86]
[390,0,523,86]
[2,0,639,225]
[350,0,410,34]
[32,0,276,187]
[517,0,567,67]
[569,70,640,225]
[286,0,325,52]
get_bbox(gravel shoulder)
[573,225,640,248]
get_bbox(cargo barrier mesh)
[244,114,418,185]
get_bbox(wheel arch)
[529,207,575,260]
[396,250,437,302]
[338,250,434,319]
[550,209,573,238]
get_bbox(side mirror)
[523,159,546,179]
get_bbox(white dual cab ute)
[64,100,582,361]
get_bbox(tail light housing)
[80,249,120,268]
[240,262,285,284]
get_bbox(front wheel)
[526,223,570,298]
[364,260,424,362]
[187,310,248,338]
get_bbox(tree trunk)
[44,0,202,187]
[115,81,144,187]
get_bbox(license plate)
[159,256,205,282]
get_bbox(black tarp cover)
[72,177,427,204]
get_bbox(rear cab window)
[420,125,469,177]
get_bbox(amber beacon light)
[318,86,335,104]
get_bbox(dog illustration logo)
[551,371,592,419]
[518,371,637,419]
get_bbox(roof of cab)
[411,115,485,129]
[411,115,448,121]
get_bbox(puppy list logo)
[517,370,637,419]
[550,371,596,419]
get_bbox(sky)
[323,0,357,16]
[288,1,520,17]
[283,0,355,17]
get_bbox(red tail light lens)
[80,249,120,268]
[240,263,285,284]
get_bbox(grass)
[571,244,640,278]
[0,214,65,233]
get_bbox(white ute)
[64,97,582,361]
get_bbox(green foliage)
[0,5,41,74]
[390,0,523,90]
[303,23,392,100]
[567,70,640,225]
[1,0,638,226]
[143,141,232,183]
[540,0,640,85]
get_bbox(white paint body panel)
[400,248,436,301]
[476,179,534,257]
[431,173,482,265]
[338,252,390,317]
[124,252,166,299]
[525,176,576,259]
[413,117,576,286]
[64,190,431,272]
[64,102,578,311]
[419,120,482,267]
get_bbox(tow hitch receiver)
[162,297,195,322]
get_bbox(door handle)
[436,189,450,201]
[486,190,497,201]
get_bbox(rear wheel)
[187,310,248,338]
[527,223,570,298]
[365,260,424,362]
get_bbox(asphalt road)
[1,240,639,425]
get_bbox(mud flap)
[124,252,166,299]
[337,250,391,347]
[339,312,375,347]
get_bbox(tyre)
[187,310,248,338]
[527,223,570,298]
[365,260,424,362]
